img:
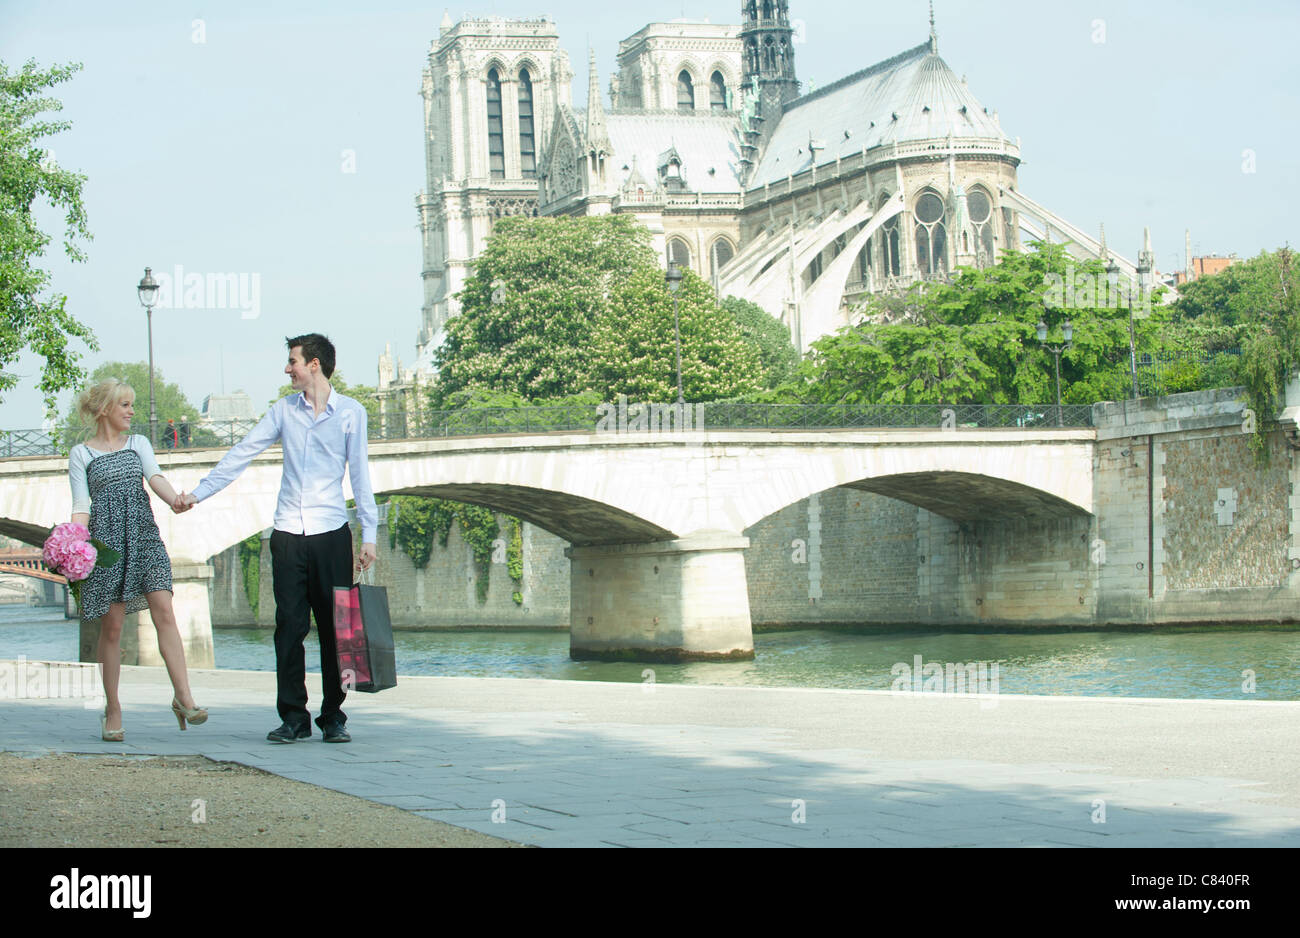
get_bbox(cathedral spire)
[929,1,938,53]
[585,49,610,152]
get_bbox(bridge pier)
[77,561,215,670]
[568,532,755,662]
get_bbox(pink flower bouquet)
[42,522,121,610]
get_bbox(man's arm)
[346,403,379,569]
[190,404,283,504]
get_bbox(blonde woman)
[69,378,207,741]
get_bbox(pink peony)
[60,540,98,582]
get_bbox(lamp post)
[665,261,684,405]
[1136,248,1153,395]
[137,267,161,446]
[1036,316,1073,426]
[1107,248,1153,399]
[1105,256,1138,399]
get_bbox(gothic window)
[764,38,776,70]
[518,70,536,179]
[746,0,757,20]
[677,71,695,111]
[880,208,901,278]
[668,238,692,270]
[806,251,823,284]
[762,0,774,20]
[777,41,788,75]
[487,69,504,180]
[710,237,735,290]
[914,190,948,276]
[710,72,727,110]
[967,186,996,266]
[746,41,760,74]
[857,237,873,284]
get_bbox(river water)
[2,605,1297,700]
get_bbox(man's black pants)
[269,524,353,730]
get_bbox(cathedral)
[378,2,1140,407]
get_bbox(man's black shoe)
[320,722,351,743]
[267,722,311,743]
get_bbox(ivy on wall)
[389,495,518,604]
[238,533,262,618]
[507,516,523,606]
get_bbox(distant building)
[376,342,430,427]
[201,391,255,422]
[382,2,1156,406]
[1173,255,1240,286]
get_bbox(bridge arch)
[380,483,673,546]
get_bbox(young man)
[180,334,378,743]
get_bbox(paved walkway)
[2,660,1299,847]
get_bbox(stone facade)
[413,16,573,371]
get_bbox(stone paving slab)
[2,661,1300,848]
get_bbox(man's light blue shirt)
[192,390,378,544]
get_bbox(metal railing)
[1133,349,1241,398]
[2,403,1093,459]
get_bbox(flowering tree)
[432,215,762,404]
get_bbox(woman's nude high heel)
[171,698,208,730]
[100,710,124,742]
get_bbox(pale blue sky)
[2,0,1296,426]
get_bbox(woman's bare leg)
[146,590,197,710]
[97,604,125,731]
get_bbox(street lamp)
[1105,256,1138,399]
[665,261,684,405]
[1136,247,1153,394]
[1036,315,1073,426]
[1107,245,1153,400]
[137,267,160,446]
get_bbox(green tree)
[754,239,1180,402]
[65,360,201,433]
[586,266,762,402]
[720,295,799,388]
[0,60,97,416]
[1173,248,1300,453]
[758,242,1166,407]
[273,370,379,423]
[432,215,762,404]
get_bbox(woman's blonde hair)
[77,378,135,426]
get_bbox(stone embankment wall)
[210,386,1300,630]
[211,517,571,629]
[1092,388,1297,624]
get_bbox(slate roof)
[750,40,1014,188]
[599,110,744,193]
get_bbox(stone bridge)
[0,427,1094,664]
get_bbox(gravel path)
[0,751,523,848]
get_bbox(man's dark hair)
[286,333,336,379]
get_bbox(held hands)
[356,543,377,572]
[171,492,198,514]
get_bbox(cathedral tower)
[739,0,799,144]
[413,15,573,371]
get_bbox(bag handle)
[356,563,375,587]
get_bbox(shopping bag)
[332,575,396,693]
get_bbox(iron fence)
[1133,349,1242,398]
